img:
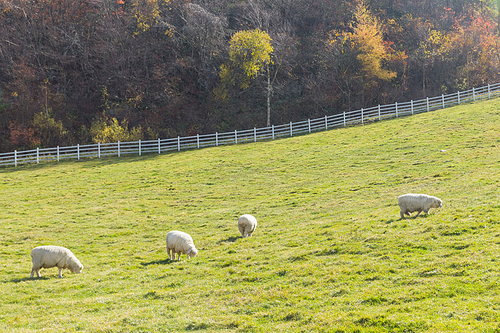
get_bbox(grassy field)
[1,99,500,332]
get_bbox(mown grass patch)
[1,99,500,332]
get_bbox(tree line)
[0,0,499,152]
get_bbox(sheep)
[398,193,443,219]
[166,230,198,261]
[238,214,257,237]
[30,245,83,278]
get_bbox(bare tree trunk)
[422,62,426,97]
[267,64,271,127]
[497,0,500,35]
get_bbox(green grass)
[1,99,500,332]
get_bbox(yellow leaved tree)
[90,118,142,143]
[132,0,172,36]
[216,29,274,126]
[417,28,450,95]
[350,0,396,85]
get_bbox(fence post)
[442,94,445,109]
[325,115,328,130]
[77,144,80,160]
[473,87,476,102]
[308,119,311,133]
[426,97,429,112]
[197,134,200,149]
[343,112,346,126]
[177,136,180,151]
[411,100,414,114]
[14,150,17,167]
[117,142,120,157]
[378,105,381,121]
[395,103,398,117]
[158,138,161,154]
[272,125,275,139]
[458,91,460,104]
[215,132,218,146]
[139,139,141,155]
[254,127,257,142]
[37,147,39,164]
[290,122,293,137]
[235,130,238,144]
[57,146,60,162]
[98,142,101,158]
[488,84,491,99]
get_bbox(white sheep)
[398,193,443,219]
[166,230,198,261]
[238,214,257,237]
[30,245,83,278]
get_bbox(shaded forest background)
[1,0,500,152]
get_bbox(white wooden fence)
[1,83,499,167]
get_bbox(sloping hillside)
[1,99,500,332]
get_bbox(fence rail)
[1,83,499,168]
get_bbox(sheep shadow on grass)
[8,276,50,283]
[398,214,432,221]
[217,236,240,244]
[140,259,175,266]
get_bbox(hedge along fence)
[1,83,499,168]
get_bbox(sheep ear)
[187,249,192,254]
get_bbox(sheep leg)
[167,248,172,260]
[30,268,39,278]
[415,210,422,217]
[400,211,405,219]
[58,268,63,278]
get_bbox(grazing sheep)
[398,193,443,219]
[166,230,198,261]
[238,214,257,237]
[30,245,83,278]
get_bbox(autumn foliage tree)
[320,0,399,109]
[90,118,143,144]
[447,8,500,88]
[219,29,273,90]
[350,0,397,103]
[416,27,450,95]
[216,29,274,126]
